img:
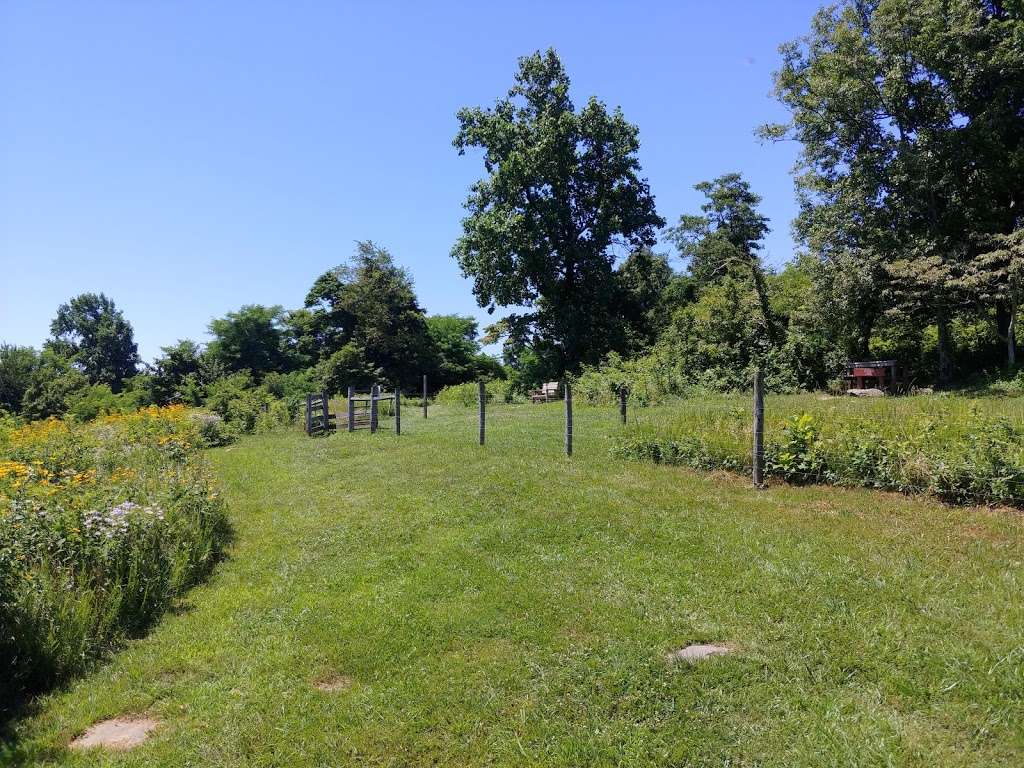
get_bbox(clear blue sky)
[1,1,821,363]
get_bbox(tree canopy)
[48,293,139,392]
[207,304,292,378]
[452,48,664,377]
[763,0,1024,384]
[303,241,434,388]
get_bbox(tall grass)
[614,392,1024,506]
[0,406,231,703]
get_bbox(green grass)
[4,402,1023,766]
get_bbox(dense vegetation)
[0,244,502,433]
[0,406,231,705]
[612,391,1024,507]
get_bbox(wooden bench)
[529,381,561,403]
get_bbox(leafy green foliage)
[314,343,379,395]
[453,48,664,377]
[0,406,230,700]
[302,241,433,388]
[615,393,1024,506]
[19,350,89,420]
[434,378,518,406]
[48,293,139,391]
[0,344,38,414]
[765,0,1024,384]
[207,304,293,378]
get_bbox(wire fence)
[305,375,1024,508]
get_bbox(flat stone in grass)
[666,644,732,664]
[69,716,160,751]
[314,674,353,692]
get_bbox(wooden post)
[619,386,627,425]
[564,380,573,456]
[370,384,379,434]
[753,368,765,488]
[478,380,485,445]
[321,390,330,433]
[423,375,428,418]
[305,394,312,435]
[347,386,355,432]
[395,386,401,435]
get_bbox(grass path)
[5,404,1023,766]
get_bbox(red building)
[843,360,904,393]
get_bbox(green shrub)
[435,379,518,406]
[204,372,276,433]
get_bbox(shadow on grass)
[0,522,234,763]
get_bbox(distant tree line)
[2,0,1022,421]
[0,242,502,424]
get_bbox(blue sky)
[1,1,821,362]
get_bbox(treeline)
[451,1,1023,395]
[0,241,502,429]
[3,1,1022,413]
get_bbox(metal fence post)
[347,386,355,433]
[753,368,765,488]
[478,380,485,445]
[565,380,573,457]
[395,386,401,435]
[370,384,379,434]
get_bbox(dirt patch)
[69,716,160,751]
[666,643,733,664]
[313,674,353,692]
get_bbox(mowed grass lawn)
[5,403,1023,766]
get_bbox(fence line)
[300,375,1024,507]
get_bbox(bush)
[435,379,518,406]
[204,372,276,433]
[66,383,149,422]
[0,405,231,700]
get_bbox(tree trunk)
[936,311,953,387]
[1009,296,1017,368]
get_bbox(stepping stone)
[666,644,732,664]
[314,674,353,692]
[70,716,159,751]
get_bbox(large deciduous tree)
[303,241,433,388]
[452,49,664,377]
[207,304,291,378]
[0,344,39,414]
[764,0,1024,385]
[49,293,139,392]
[667,173,780,347]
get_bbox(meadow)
[0,407,231,706]
[616,392,1024,507]
[2,399,1022,766]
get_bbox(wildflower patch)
[0,405,231,699]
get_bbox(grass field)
[4,402,1023,766]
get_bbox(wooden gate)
[304,392,336,435]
